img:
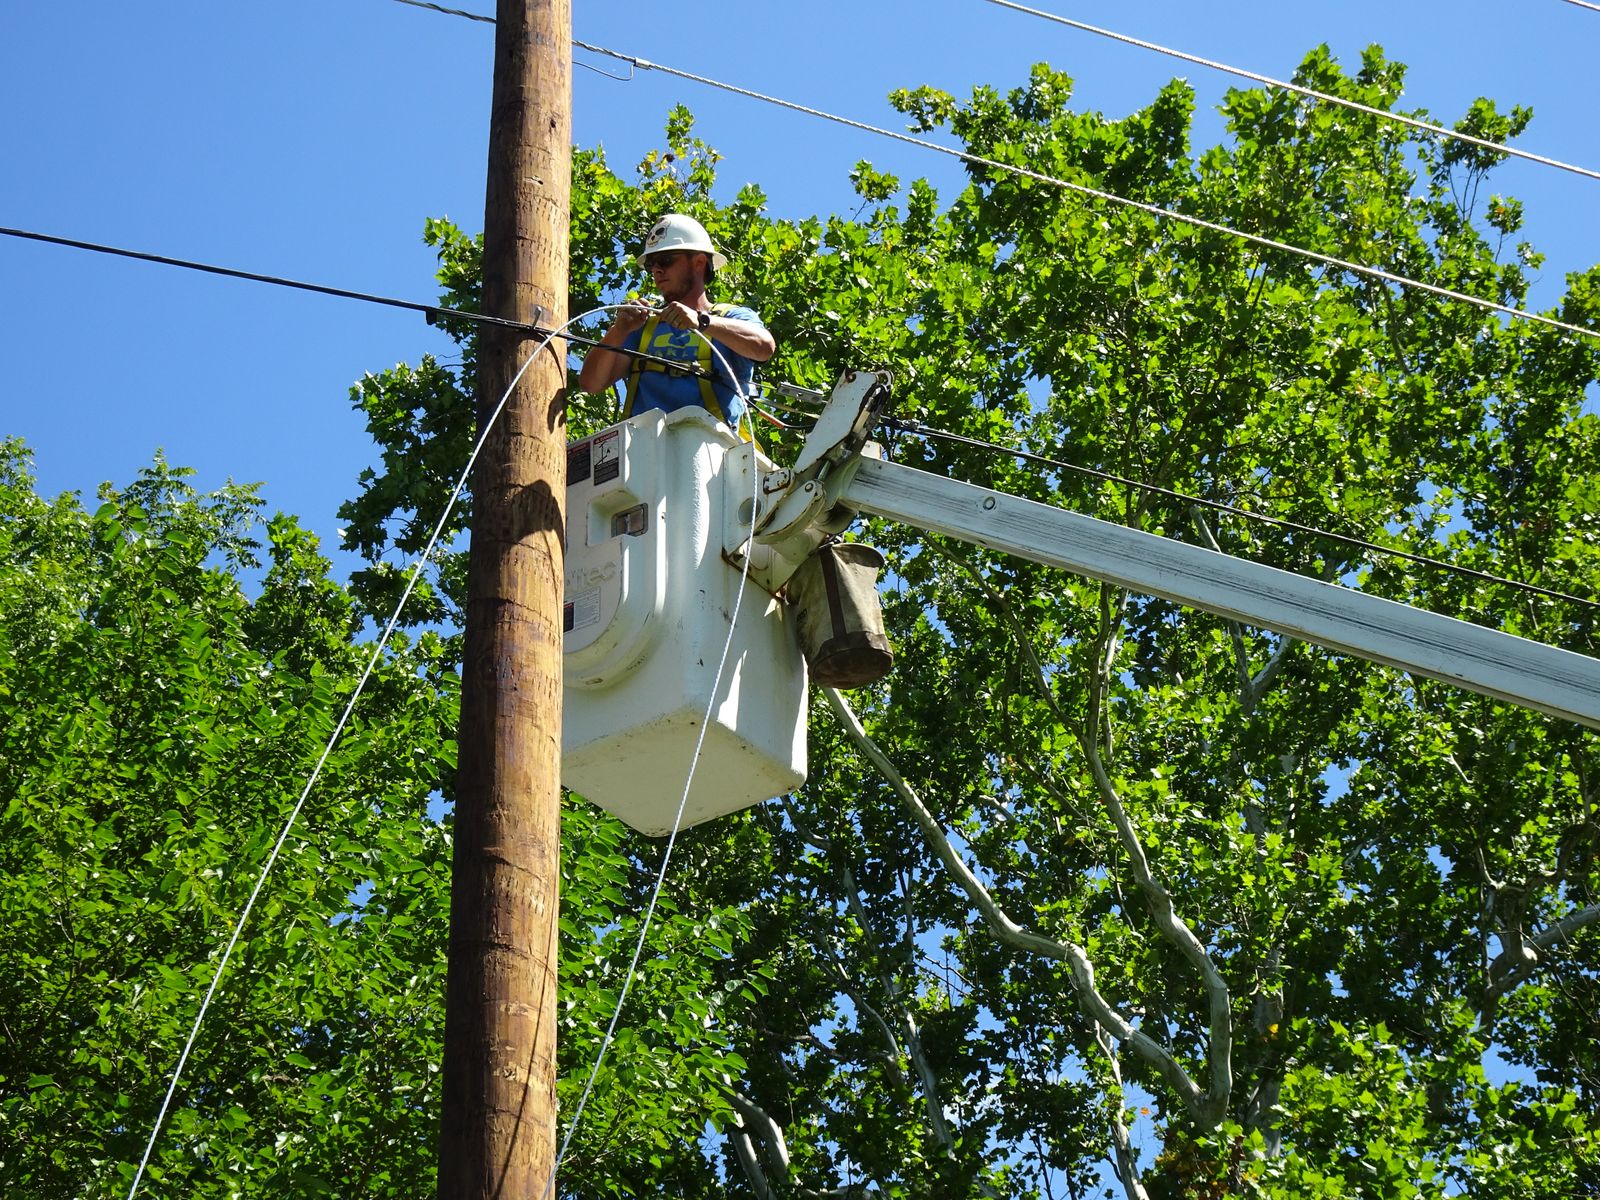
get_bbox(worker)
[576,213,775,432]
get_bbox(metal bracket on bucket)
[724,370,893,594]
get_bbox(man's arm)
[706,309,775,363]
[576,303,650,393]
[654,301,776,364]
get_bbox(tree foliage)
[0,444,761,1197]
[6,43,1600,1199]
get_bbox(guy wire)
[125,306,613,1200]
[542,336,763,1198]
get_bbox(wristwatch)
[698,310,712,332]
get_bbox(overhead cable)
[888,417,1600,614]
[2,225,526,330]
[980,0,1600,184]
[388,0,494,23]
[397,0,1600,186]
[375,1,1599,341]
[385,0,632,78]
[568,41,1600,346]
[0,226,717,378]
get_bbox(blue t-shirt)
[621,305,764,427]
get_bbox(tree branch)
[824,687,1215,1122]
[1077,726,1235,1126]
[1482,900,1600,1013]
[1095,1025,1152,1200]
[727,1085,878,1199]
[912,554,1234,1122]
[1191,507,1294,713]
[841,864,955,1153]
[821,937,909,1091]
[729,1089,792,1182]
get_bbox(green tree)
[0,440,764,1197]
[0,441,455,1195]
[8,41,1600,1200]
[346,48,1598,1196]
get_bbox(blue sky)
[5,0,1599,568]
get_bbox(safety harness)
[624,303,741,426]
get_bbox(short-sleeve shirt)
[621,305,765,427]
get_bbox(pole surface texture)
[437,0,570,1195]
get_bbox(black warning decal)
[593,429,622,485]
[567,439,592,486]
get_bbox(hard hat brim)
[638,247,728,272]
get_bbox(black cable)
[2,225,533,330]
[887,417,1600,614]
[0,225,716,380]
[388,0,493,23]
[10,231,1586,610]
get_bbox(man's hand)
[656,300,703,331]
[611,301,652,336]
[577,300,654,394]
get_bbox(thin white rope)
[542,329,763,1199]
[571,39,1600,346]
[981,0,1600,184]
[126,306,606,1200]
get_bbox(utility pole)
[437,0,570,1196]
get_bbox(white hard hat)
[638,213,727,271]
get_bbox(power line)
[388,0,493,23]
[386,6,1599,342]
[567,41,1600,347]
[397,0,1600,187]
[980,0,1600,185]
[377,3,1600,342]
[1,225,523,329]
[0,226,718,378]
[887,416,1600,614]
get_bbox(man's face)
[645,249,704,301]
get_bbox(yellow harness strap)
[624,304,736,425]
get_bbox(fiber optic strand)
[124,307,606,1200]
[567,39,1600,346]
[980,0,1600,183]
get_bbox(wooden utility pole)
[437,0,570,1196]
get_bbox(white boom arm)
[756,372,1600,730]
[839,456,1600,729]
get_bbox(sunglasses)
[644,250,690,270]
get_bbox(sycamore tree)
[346,46,1598,1197]
[7,42,1600,1200]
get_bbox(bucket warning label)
[567,439,592,485]
[593,429,621,485]
[565,586,602,634]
